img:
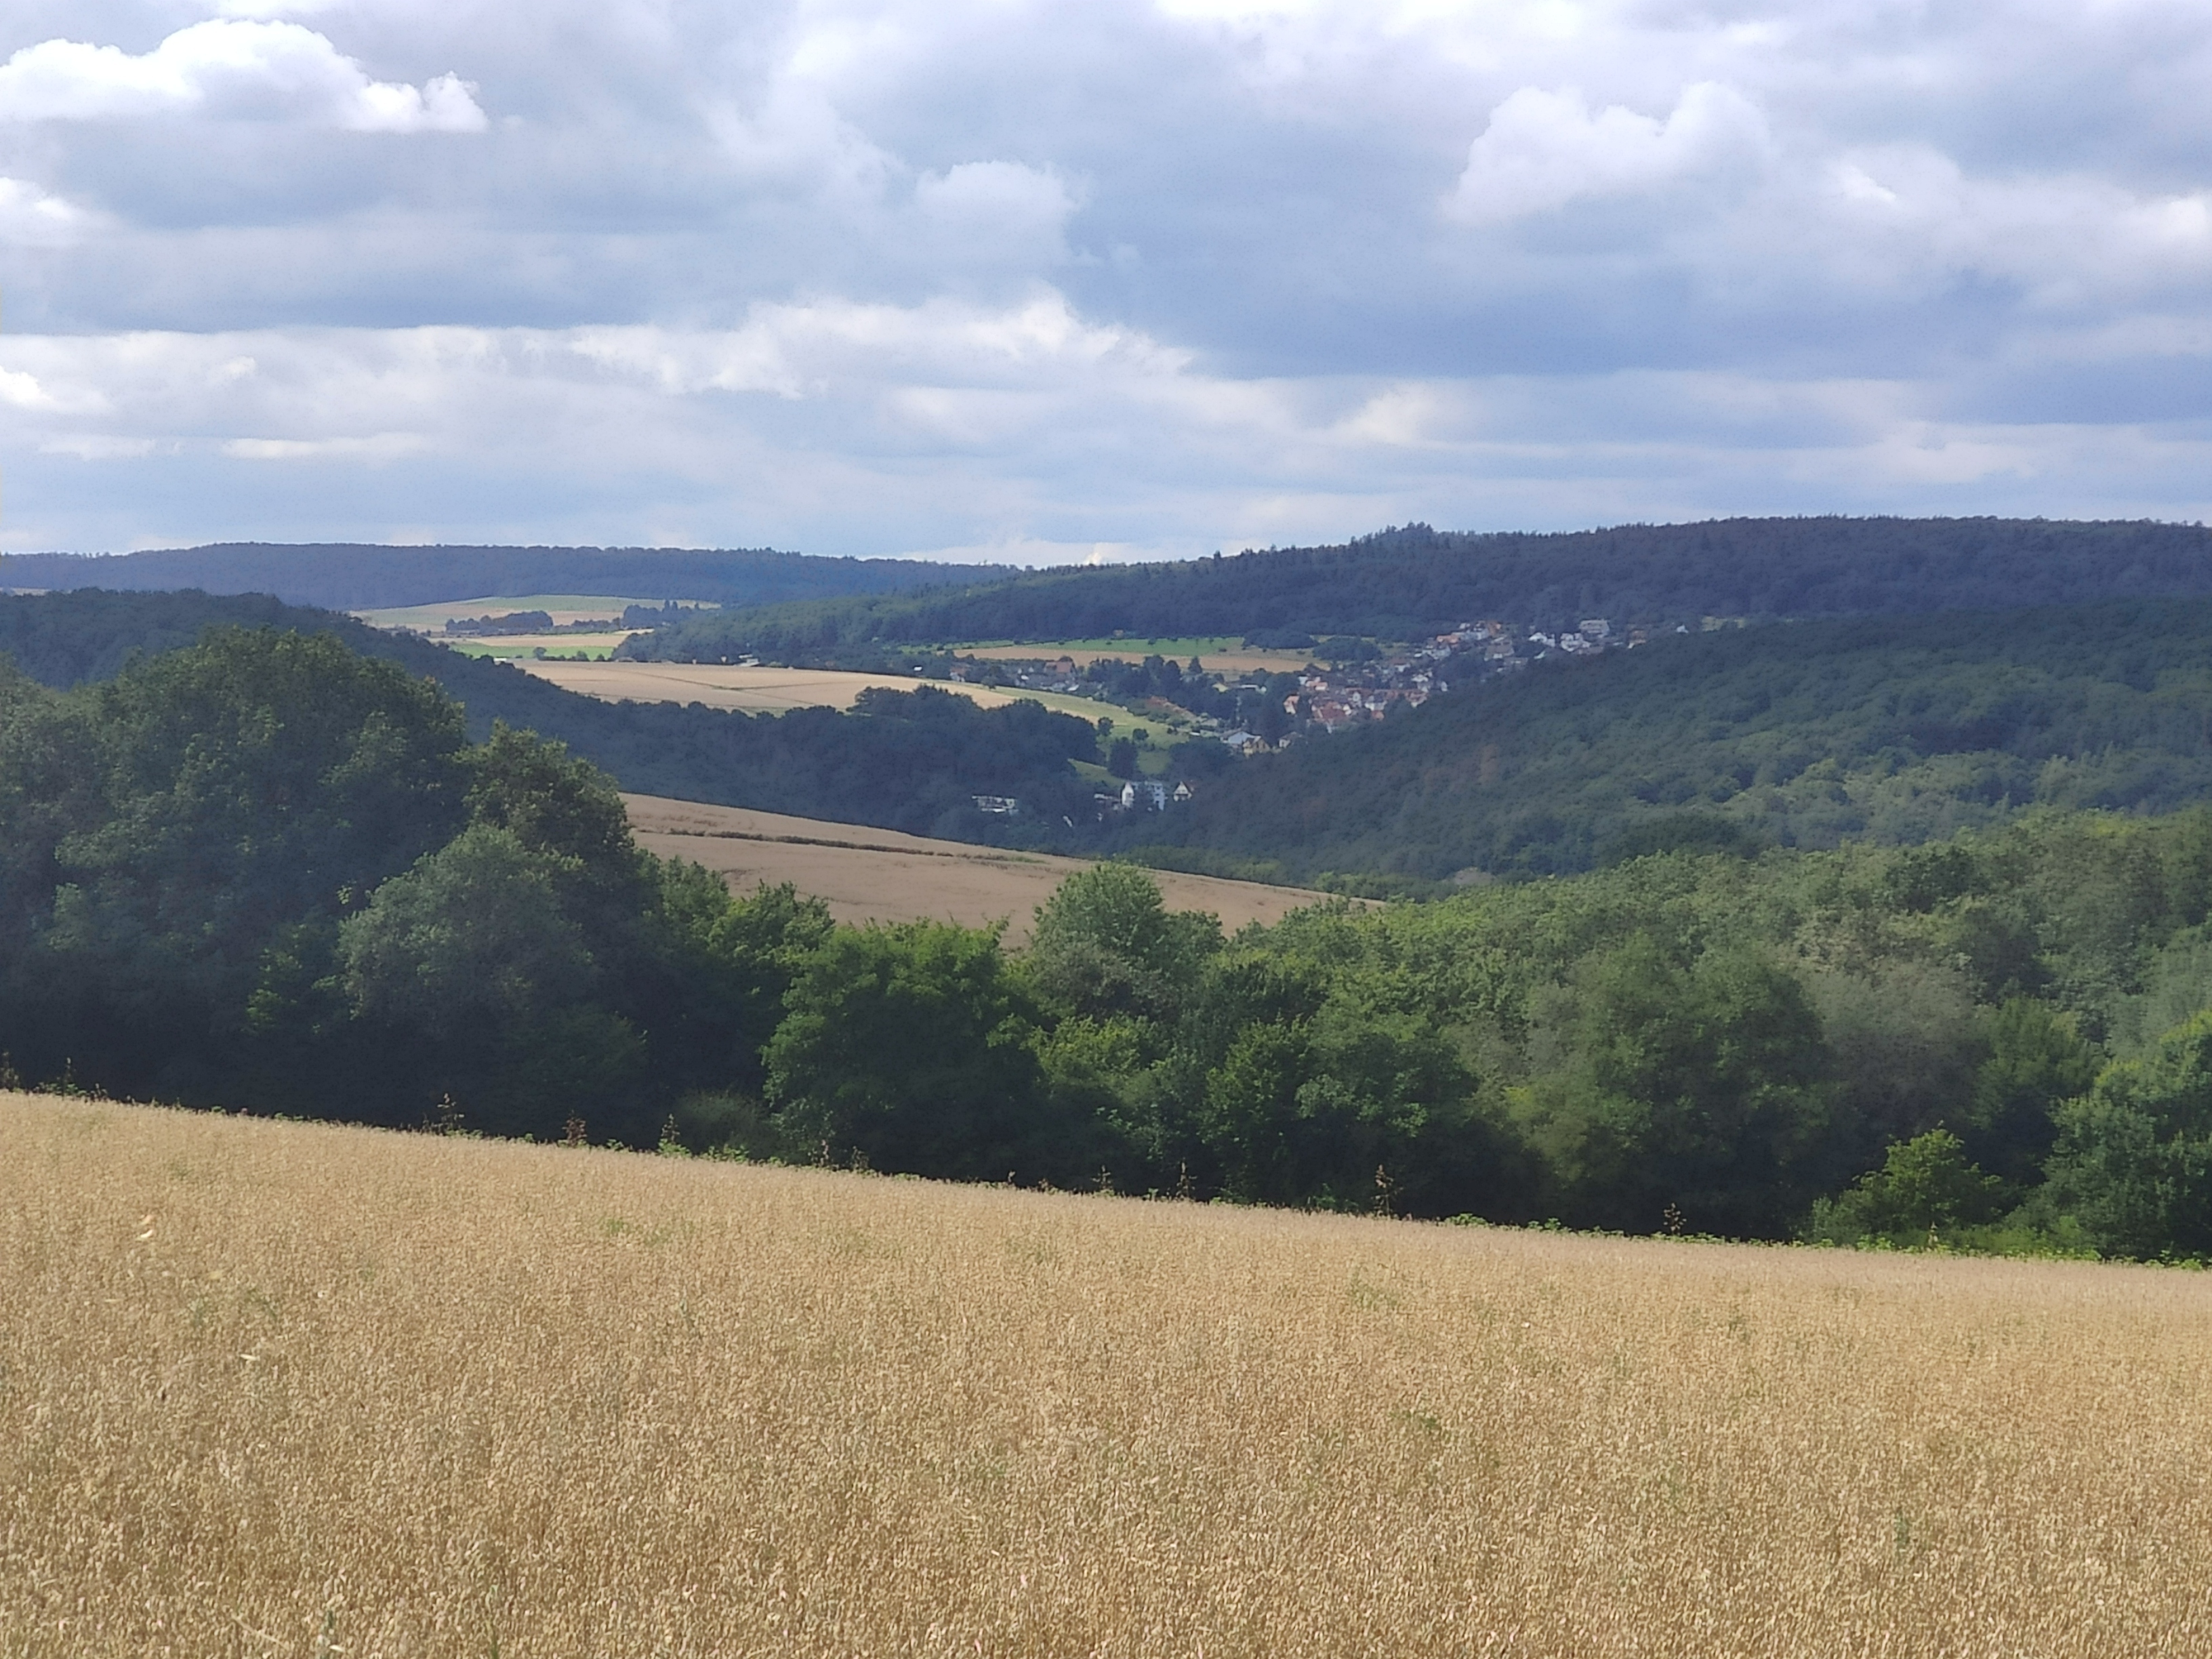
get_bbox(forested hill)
[626,518,2212,661]
[1126,598,2212,886]
[0,590,1101,839]
[0,542,996,613]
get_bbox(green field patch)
[354,594,708,633]
[980,684,1115,722]
[445,638,629,661]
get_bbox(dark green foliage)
[0,588,316,687]
[5,629,471,1097]
[337,824,597,1033]
[1518,937,1835,1236]
[0,628,844,1144]
[0,590,1103,845]
[1135,599,2212,882]
[1963,1000,2099,1184]
[1803,1131,2009,1248]
[764,922,1065,1181]
[629,517,2212,660]
[2043,1012,2212,1260]
[20,596,2212,1258]
[1025,863,1223,1023]
[1185,976,1500,1214]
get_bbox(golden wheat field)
[6,1093,2212,1657]
[507,659,1105,723]
[622,793,1353,942]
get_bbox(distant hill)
[1122,597,2212,885]
[0,590,1101,840]
[0,543,997,613]
[624,517,2212,663]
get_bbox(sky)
[0,0,2207,562]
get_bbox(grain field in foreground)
[5,1094,2211,1657]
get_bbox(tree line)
[7,623,2212,1259]
[624,517,2212,662]
[1114,597,2212,884]
[0,591,1105,844]
[0,542,994,613]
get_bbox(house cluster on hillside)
[955,613,1705,815]
[1292,617,1654,732]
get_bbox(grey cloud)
[0,0,2209,554]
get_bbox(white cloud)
[221,432,427,462]
[705,83,899,200]
[39,434,159,459]
[4,0,2212,552]
[1816,147,2212,302]
[914,161,1080,264]
[1446,82,1769,224]
[0,20,486,132]
[0,366,57,409]
[0,177,88,246]
[3,301,2207,558]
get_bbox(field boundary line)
[644,825,1053,865]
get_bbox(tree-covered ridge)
[30,588,2212,890]
[626,517,2212,661]
[9,623,2212,1260]
[0,541,997,613]
[1123,598,2212,884]
[0,591,1103,842]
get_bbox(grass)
[514,658,1115,722]
[7,1090,2212,1655]
[443,634,633,661]
[350,594,692,632]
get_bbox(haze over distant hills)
[0,543,1000,613]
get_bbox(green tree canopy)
[1521,936,1836,1235]
[765,922,1060,1181]
[338,824,596,1034]
[2045,1010,2212,1260]
[1025,863,1221,1022]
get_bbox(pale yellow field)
[8,1092,2210,1656]
[513,659,1107,721]
[624,792,1349,941]
[351,594,678,632]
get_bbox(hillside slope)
[0,590,1102,840]
[628,516,2212,661]
[1132,598,2212,882]
[0,541,994,612]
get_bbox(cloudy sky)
[1,0,2207,560]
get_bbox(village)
[946,614,1740,819]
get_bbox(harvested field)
[8,1091,2211,1656]
[956,637,1319,674]
[352,594,674,632]
[512,659,1104,720]
[624,792,1347,941]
